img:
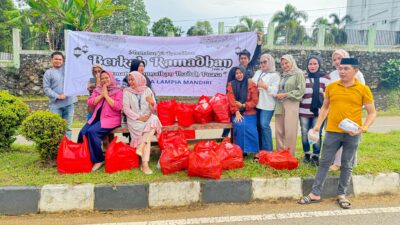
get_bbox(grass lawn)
[0,131,399,186]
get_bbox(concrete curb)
[352,172,400,196]
[252,177,302,200]
[149,181,201,207]
[0,172,399,215]
[39,184,94,212]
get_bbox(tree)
[271,4,308,45]
[186,20,213,36]
[151,17,182,36]
[230,16,264,33]
[312,17,334,45]
[329,13,352,44]
[27,0,125,50]
[97,0,150,35]
[0,0,22,52]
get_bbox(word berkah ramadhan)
[87,54,233,69]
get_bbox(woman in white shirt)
[329,49,366,171]
[252,54,280,151]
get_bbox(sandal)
[298,195,321,205]
[253,156,259,163]
[337,197,352,209]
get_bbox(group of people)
[44,52,160,174]
[225,39,376,209]
[44,36,376,208]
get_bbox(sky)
[143,0,348,34]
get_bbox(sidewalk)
[14,116,400,145]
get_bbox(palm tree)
[271,4,308,45]
[329,13,352,44]
[186,21,213,36]
[234,16,264,32]
[312,17,334,45]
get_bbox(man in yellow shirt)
[298,58,376,209]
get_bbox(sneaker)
[303,154,311,163]
[311,156,319,166]
[92,162,104,171]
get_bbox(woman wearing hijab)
[123,71,162,175]
[252,54,280,152]
[78,71,123,171]
[87,64,103,120]
[299,55,331,166]
[275,55,306,156]
[329,49,366,171]
[227,66,259,155]
[122,59,153,90]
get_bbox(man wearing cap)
[298,58,376,209]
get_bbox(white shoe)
[92,162,104,171]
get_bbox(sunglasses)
[260,60,268,64]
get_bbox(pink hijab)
[125,71,147,94]
[93,70,121,96]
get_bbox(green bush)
[0,91,29,151]
[21,111,67,162]
[379,59,400,89]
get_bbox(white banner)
[64,31,257,96]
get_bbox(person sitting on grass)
[123,71,162,175]
[78,70,123,172]
[298,58,376,209]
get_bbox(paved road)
[14,116,400,145]
[2,194,400,225]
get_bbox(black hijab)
[306,55,324,117]
[230,66,248,113]
[123,59,152,89]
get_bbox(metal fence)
[21,29,65,51]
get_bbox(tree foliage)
[97,0,150,35]
[229,16,264,33]
[271,4,308,45]
[379,59,400,89]
[187,20,213,36]
[151,17,182,36]
[312,14,353,45]
[0,0,22,52]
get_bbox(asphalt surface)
[1,194,400,225]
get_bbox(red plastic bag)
[183,130,196,139]
[215,138,243,170]
[57,136,92,174]
[157,130,188,152]
[105,137,140,174]
[193,140,218,152]
[265,149,298,170]
[157,99,177,126]
[159,145,190,175]
[209,93,230,123]
[176,102,195,127]
[194,96,214,124]
[258,150,274,165]
[188,141,222,179]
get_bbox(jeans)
[311,132,360,196]
[78,121,115,163]
[257,109,274,151]
[50,104,74,139]
[299,116,322,156]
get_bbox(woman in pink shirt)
[78,70,123,171]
